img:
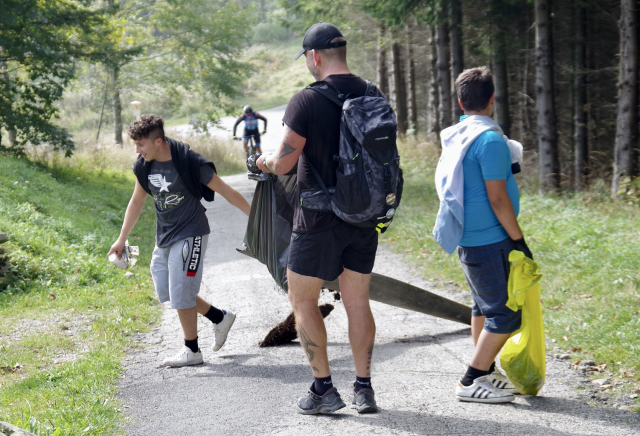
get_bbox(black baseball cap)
[293,22,346,60]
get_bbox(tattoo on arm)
[297,324,318,363]
[277,141,296,159]
[312,366,319,373]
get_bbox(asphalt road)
[118,172,640,436]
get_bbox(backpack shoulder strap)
[307,160,333,202]
[132,156,152,196]
[306,80,345,107]
[364,80,376,97]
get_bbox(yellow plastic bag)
[499,250,546,395]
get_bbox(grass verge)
[0,153,160,435]
[387,138,640,407]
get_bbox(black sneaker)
[352,388,379,413]
[296,384,346,415]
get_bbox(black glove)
[510,237,533,260]
[246,153,262,174]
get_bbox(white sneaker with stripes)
[455,376,515,403]
[487,369,518,394]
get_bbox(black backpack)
[133,138,216,202]
[301,80,403,233]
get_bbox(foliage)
[616,176,640,205]
[0,153,160,435]
[0,0,106,156]
[361,0,439,26]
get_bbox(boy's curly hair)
[128,114,165,141]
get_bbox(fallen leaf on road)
[49,293,56,300]
[572,347,582,352]
[404,248,414,253]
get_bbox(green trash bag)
[500,250,546,396]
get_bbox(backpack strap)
[132,157,152,196]
[307,160,334,204]
[364,80,378,97]
[306,81,345,107]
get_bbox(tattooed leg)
[365,340,374,377]
[339,268,376,378]
[288,269,330,377]
[297,324,319,364]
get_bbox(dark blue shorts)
[288,222,378,282]
[458,238,521,334]
[243,129,261,145]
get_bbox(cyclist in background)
[233,105,267,155]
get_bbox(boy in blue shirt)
[452,67,533,403]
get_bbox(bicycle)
[235,136,270,182]
[234,134,262,160]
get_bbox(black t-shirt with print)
[148,160,215,247]
[283,74,368,233]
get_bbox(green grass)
[0,154,161,435]
[387,139,640,400]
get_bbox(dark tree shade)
[612,0,639,197]
[535,0,560,192]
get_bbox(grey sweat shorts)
[150,234,208,310]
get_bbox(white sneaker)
[162,345,203,367]
[455,376,515,403]
[212,310,236,352]
[487,369,518,394]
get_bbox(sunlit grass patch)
[0,154,161,435]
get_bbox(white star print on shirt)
[148,174,172,192]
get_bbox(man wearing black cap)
[256,22,380,415]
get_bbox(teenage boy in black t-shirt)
[256,22,380,415]
[109,114,251,367]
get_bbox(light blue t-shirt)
[458,116,519,247]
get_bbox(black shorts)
[287,221,378,281]
[243,129,261,144]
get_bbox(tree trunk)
[535,0,560,193]
[377,24,389,96]
[112,66,123,146]
[405,24,418,132]
[1,57,15,146]
[573,2,589,191]
[491,0,511,137]
[96,74,110,142]
[450,0,464,121]
[430,25,441,136]
[391,29,408,135]
[436,13,452,130]
[612,0,639,197]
